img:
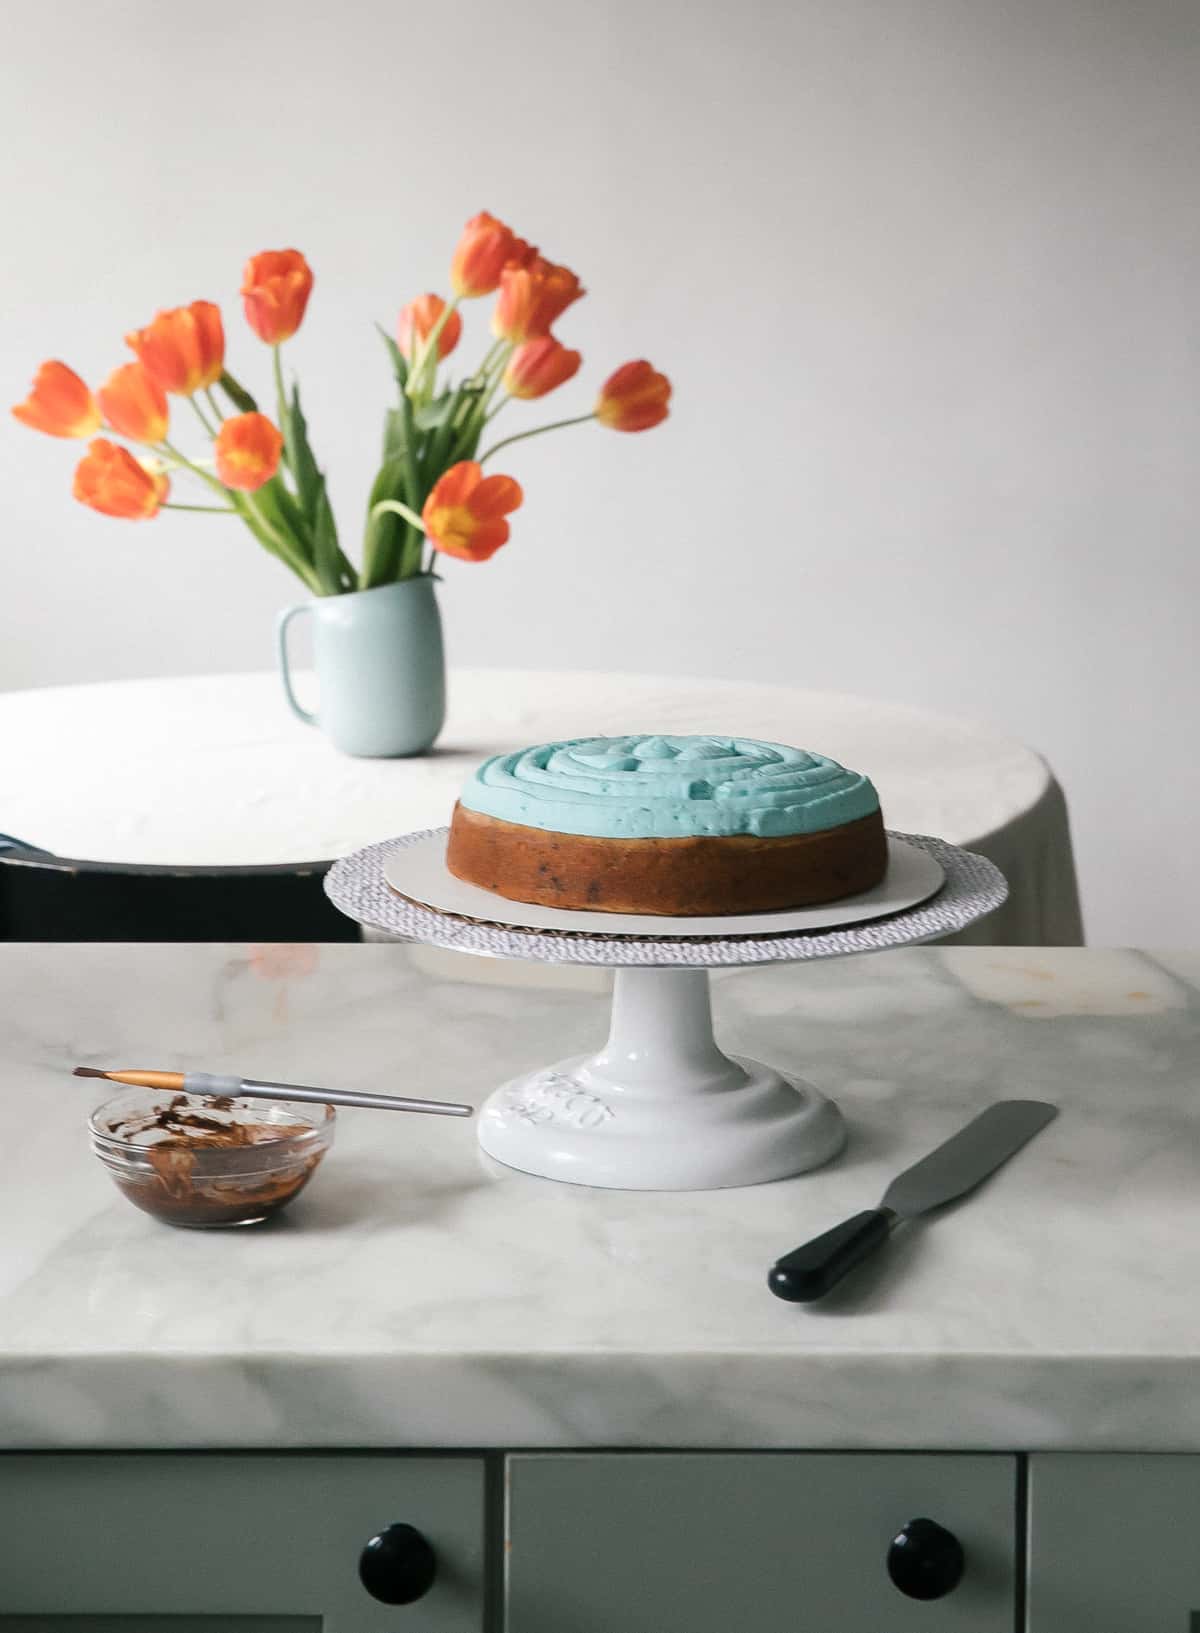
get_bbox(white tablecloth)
[0,669,1083,945]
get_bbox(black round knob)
[886,1516,965,1600]
[358,1521,437,1605]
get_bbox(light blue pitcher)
[276,577,446,757]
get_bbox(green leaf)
[363,336,426,587]
[250,477,352,596]
[369,456,410,508]
[414,393,458,433]
[360,457,410,588]
[382,407,408,464]
[312,490,345,595]
[228,494,320,595]
[218,370,258,414]
[254,475,310,553]
[284,384,323,519]
[395,371,424,508]
[274,385,359,593]
[432,379,490,471]
[375,323,408,388]
[448,415,486,466]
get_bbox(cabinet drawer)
[506,1452,1016,1633]
[0,1453,483,1629]
[1030,1453,1200,1632]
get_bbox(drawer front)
[506,1452,1016,1633]
[0,1454,483,1630]
[1030,1453,1200,1632]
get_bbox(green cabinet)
[1029,1454,1200,1632]
[26,1445,1200,1627]
[0,1454,484,1629]
[505,1453,1017,1632]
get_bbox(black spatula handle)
[768,1208,895,1302]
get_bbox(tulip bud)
[73,439,169,519]
[241,249,314,345]
[97,362,169,444]
[595,360,671,432]
[503,337,582,400]
[214,412,284,492]
[11,361,100,439]
[451,211,529,299]
[491,257,584,343]
[398,293,463,361]
[126,302,225,396]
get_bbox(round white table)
[0,669,1082,944]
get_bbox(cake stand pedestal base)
[478,967,845,1191]
[326,827,1008,1192]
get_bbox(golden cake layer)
[445,803,888,917]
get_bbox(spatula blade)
[882,1099,1057,1220]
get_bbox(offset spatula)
[768,1100,1057,1303]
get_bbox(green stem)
[361,499,428,588]
[401,537,425,579]
[370,498,426,532]
[159,441,229,498]
[188,396,217,437]
[408,297,460,402]
[398,387,423,520]
[272,346,287,427]
[242,491,322,594]
[471,337,507,385]
[471,347,512,415]
[204,387,225,424]
[478,412,596,465]
[447,341,514,462]
[165,502,237,514]
[271,344,296,487]
[160,439,321,594]
[481,340,513,400]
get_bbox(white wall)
[2,0,1198,943]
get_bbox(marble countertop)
[2,942,1197,1452]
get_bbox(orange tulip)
[595,360,672,432]
[422,460,523,562]
[398,293,463,361]
[214,412,283,492]
[126,301,225,396]
[11,361,100,438]
[241,249,314,344]
[450,211,532,299]
[503,336,582,400]
[492,256,584,343]
[97,362,169,443]
[502,233,540,273]
[73,439,168,519]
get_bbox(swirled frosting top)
[458,735,880,839]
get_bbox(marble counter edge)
[4,1350,1198,1453]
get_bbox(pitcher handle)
[276,602,317,726]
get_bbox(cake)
[445,735,887,916]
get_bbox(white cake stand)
[325,830,1007,1191]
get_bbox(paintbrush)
[73,1066,472,1118]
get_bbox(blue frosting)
[458,735,880,839]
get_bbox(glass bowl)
[89,1089,335,1228]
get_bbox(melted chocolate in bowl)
[90,1091,335,1227]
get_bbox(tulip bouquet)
[11,213,671,596]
